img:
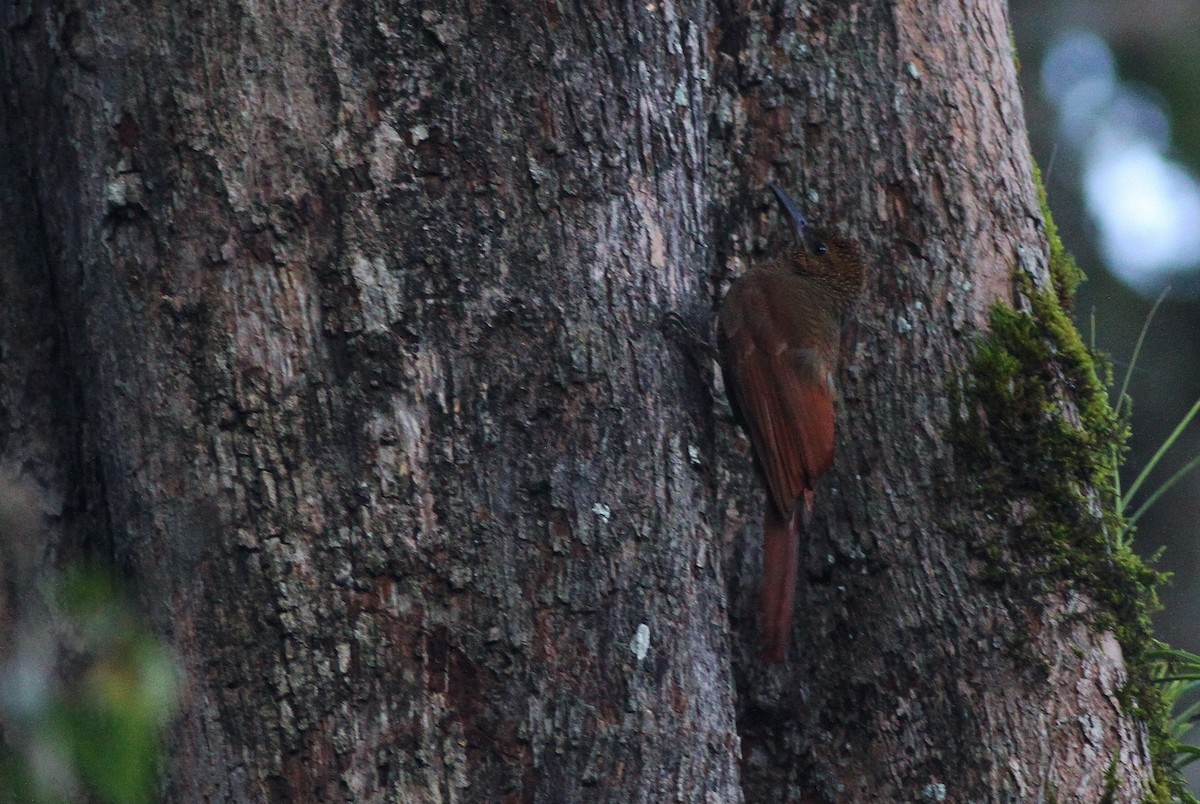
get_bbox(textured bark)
[0,0,1153,802]
[708,4,1153,802]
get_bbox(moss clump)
[950,167,1183,801]
[1102,755,1121,804]
[953,289,1161,659]
[1033,163,1086,310]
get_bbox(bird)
[717,184,865,663]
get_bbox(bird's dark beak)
[769,183,825,255]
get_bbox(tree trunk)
[0,0,1160,801]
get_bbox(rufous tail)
[760,490,811,664]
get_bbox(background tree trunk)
[0,0,1158,801]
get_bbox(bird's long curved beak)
[769,183,811,239]
[770,183,828,255]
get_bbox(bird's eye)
[801,230,828,256]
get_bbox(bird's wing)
[718,281,836,517]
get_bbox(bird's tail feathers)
[760,491,811,664]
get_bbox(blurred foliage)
[1150,645,1200,804]
[1118,37,1200,177]
[1109,298,1200,801]
[0,565,179,803]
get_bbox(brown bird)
[717,184,865,663]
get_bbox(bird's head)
[770,183,866,299]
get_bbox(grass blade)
[1122,397,1200,511]
[1117,286,1170,419]
[1127,451,1200,529]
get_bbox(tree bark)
[0,0,1157,801]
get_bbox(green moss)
[1033,163,1086,310]
[1004,628,1051,679]
[950,167,1185,801]
[1102,756,1121,804]
[952,291,1159,651]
